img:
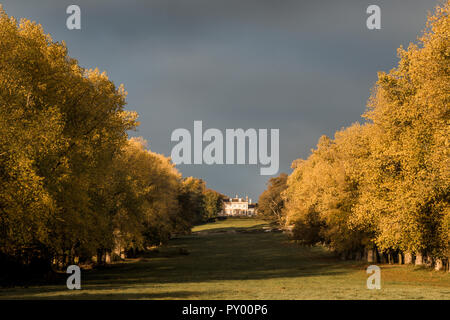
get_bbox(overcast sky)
[1,0,441,200]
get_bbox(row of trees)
[0,8,223,283]
[259,2,449,270]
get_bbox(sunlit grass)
[1,218,448,299]
[192,217,271,233]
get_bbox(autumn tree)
[109,138,183,252]
[0,7,226,284]
[352,1,449,265]
[258,173,288,223]
[178,177,207,226]
[203,189,225,220]
[0,8,136,274]
[282,2,449,268]
[283,124,372,255]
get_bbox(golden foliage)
[0,8,209,270]
[282,2,449,260]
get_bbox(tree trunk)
[434,259,443,271]
[96,249,103,265]
[425,256,433,267]
[404,252,413,264]
[398,253,403,264]
[388,253,393,264]
[415,253,423,266]
[367,249,375,263]
[105,252,111,264]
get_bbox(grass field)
[0,218,449,299]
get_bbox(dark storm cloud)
[0,0,440,199]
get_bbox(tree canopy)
[267,2,449,266]
[0,8,223,282]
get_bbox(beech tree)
[109,138,183,251]
[0,8,137,269]
[354,2,449,264]
[0,8,219,281]
[283,124,372,255]
[282,2,449,268]
[203,189,225,220]
[178,177,207,226]
[258,173,288,223]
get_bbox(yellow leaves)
[118,84,128,98]
[0,8,145,258]
[282,2,450,256]
[104,137,186,247]
[284,125,364,239]
[363,2,450,254]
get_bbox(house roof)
[222,197,257,205]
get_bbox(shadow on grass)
[1,289,211,300]
[0,227,364,299]
[73,232,357,288]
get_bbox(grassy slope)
[0,218,449,299]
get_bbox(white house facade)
[220,195,257,216]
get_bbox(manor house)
[220,195,257,217]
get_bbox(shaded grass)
[0,218,449,299]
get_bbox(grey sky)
[1,0,440,200]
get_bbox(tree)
[283,124,372,255]
[258,173,288,223]
[203,189,225,220]
[100,137,186,256]
[353,1,449,261]
[0,7,225,283]
[282,2,449,265]
[0,8,136,273]
[178,177,206,226]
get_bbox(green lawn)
[191,217,272,232]
[0,218,449,299]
